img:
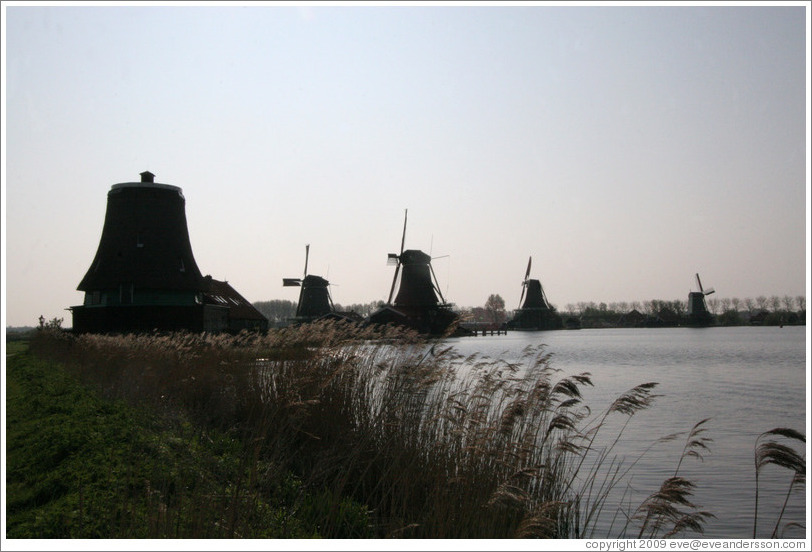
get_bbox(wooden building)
[71,171,267,334]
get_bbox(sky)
[2,1,809,329]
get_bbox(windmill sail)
[518,256,532,307]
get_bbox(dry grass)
[753,428,806,538]
[25,322,749,538]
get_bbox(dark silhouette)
[367,210,461,335]
[71,171,267,333]
[686,273,716,327]
[283,245,361,325]
[506,256,563,331]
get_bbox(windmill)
[517,256,552,311]
[507,256,562,331]
[367,209,459,335]
[687,272,715,326]
[385,209,448,308]
[283,244,334,321]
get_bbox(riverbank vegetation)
[5,323,806,539]
[246,295,807,331]
[550,296,805,329]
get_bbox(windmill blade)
[518,257,531,307]
[432,255,449,260]
[283,278,302,287]
[399,209,408,256]
[429,262,447,304]
[695,273,704,294]
[387,253,400,265]
[704,287,715,296]
[387,264,401,305]
[303,244,310,278]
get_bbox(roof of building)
[203,276,268,322]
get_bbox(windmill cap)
[400,250,432,264]
[109,171,184,197]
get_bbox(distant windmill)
[507,256,562,331]
[367,209,459,335]
[517,256,551,311]
[283,244,334,321]
[385,209,448,308]
[686,272,715,326]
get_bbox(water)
[444,325,808,538]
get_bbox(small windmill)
[687,272,715,325]
[517,256,551,310]
[283,245,334,320]
[507,255,562,331]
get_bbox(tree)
[782,296,795,313]
[769,296,781,313]
[796,296,805,312]
[253,300,297,325]
[744,298,755,313]
[37,316,63,330]
[484,294,506,326]
[731,297,741,312]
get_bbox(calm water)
[445,325,809,539]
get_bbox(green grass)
[5,343,370,538]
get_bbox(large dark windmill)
[71,171,267,333]
[506,256,563,331]
[686,272,715,327]
[283,245,335,322]
[367,210,460,335]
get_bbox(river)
[444,325,808,539]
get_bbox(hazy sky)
[2,2,809,328]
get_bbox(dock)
[470,329,508,336]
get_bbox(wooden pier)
[468,328,508,336]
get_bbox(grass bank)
[5,341,369,538]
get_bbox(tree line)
[253,294,806,329]
[253,300,385,327]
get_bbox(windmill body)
[506,257,563,331]
[296,275,332,319]
[393,250,440,307]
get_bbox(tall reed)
[28,322,722,538]
[753,428,806,538]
